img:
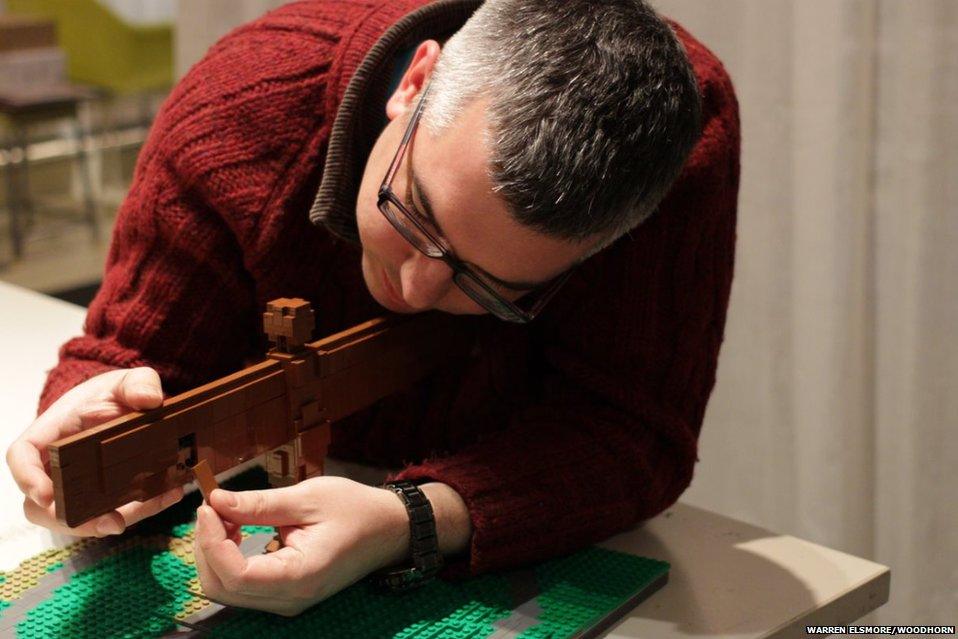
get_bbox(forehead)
[411,97,594,282]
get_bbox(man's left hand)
[193,477,410,616]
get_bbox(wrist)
[418,482,471,557]
[371,483,412,570]
[374,481,443,590]
[373,481,472,574]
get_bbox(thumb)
[113,367,164,411]
[208,487,314,527]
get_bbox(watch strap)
[375,480,442,590]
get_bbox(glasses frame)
[376,84,570,323]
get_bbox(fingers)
[116,487,184,527]
[208,486,314,527]
[223,519,242,546]
[9,366,163,515]
[22,486,183,538]
[7,438,54,507]
[196,505,247,578]
[75,367,162,426]
[22,404,82,450]
[23,497,125,538]
[8,399,87,507]
[9,366,167,541]
[194,506,306,615]
[192,509,228,596]
[113,367,164,411]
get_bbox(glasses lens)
[515,270,571,316]
[379,199,444,258]
[454,272,525,323]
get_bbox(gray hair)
[423,0,702,249]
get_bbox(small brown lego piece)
[191,459,218,502]
[265,538,282,553]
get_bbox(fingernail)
[97,519,122,536]
[221,491,237,508]
[30,488,52,507]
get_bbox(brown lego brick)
[49,360,286,526]
[266,445,296,488]
[210,413,250,472]
[250,400,294,454]
[265,538,282,553]
[191,460,218,502]
[281,358,310,388]
[299,423,331,478]
[307,313,474,423]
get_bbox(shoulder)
[141,1,371,237]
[155,0,350,174]
[663,20,740,203]
[667,20,737,111]
[668,20,738,119]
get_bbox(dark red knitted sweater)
[39,0,740,576]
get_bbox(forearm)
[391,399,701,576]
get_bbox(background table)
[0,281,890,638]
[0,280,86,565]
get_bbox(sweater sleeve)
[38,5,337,413]
[37,112,258,414]
[393,35,740,575]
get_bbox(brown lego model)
[48,298,475,528]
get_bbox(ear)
[386,40,441,121]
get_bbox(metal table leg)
[73,118,99,241]
[3,134,26,259]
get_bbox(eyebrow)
[410,171,551,292]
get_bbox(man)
[7,0,739,616]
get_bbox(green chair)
[6,0,173,94]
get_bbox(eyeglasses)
[377,84,571,323]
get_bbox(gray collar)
[308,0,482,243]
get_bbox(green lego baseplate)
[0,469,669,638]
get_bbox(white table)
[0,281,87,568]
[602,506,889,638]
[0,282,890,638]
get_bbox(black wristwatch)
[375,480,442,591]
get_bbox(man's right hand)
[6,367,184,537]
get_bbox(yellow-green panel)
[6,0,172,94]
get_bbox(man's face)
[355,44,597,317]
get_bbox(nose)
[398,252,455,310]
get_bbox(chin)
[381,297,420,314]
[434,303,489,317]
[359,255,392,310]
